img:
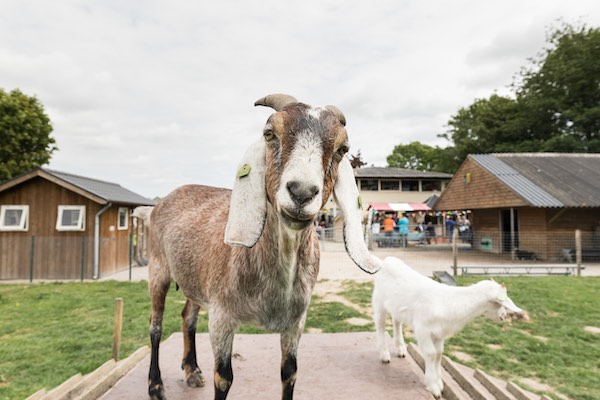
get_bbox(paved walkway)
[101,241,600,282]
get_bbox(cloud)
[2,0,600,198]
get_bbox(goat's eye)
[264,129,275,141]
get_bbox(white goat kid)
[147,94,381,400]
[372,257,524,398]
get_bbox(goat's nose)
[287,181,319,206]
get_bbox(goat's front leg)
[280,327,303,400]
[181,299,205,388]
[209,311,237,400]
[372,298,390,363]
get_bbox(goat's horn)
[325,105,346,126]
[255,94,298,111]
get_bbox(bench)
[561,248,600,263]
[459,265,577,276]
[373,232,426,248]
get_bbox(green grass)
[0,277,599,400]
[450,276,600,400]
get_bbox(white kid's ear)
[224,139,267,248]
[334,157,382,274]
[495,286,523,314]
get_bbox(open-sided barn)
[0,168,154,280]
[435,153,600,261]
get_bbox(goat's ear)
[224,139,267,248]
[333,157,382,274]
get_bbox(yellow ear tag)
[237,164,251,179]
[357,195,363,210]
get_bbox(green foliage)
[387,141,442,171]
[517,22,600,144]
[0,88,57,181]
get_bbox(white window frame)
[117,207,129,230]
[56,205,86,231]
[0,205,29,231]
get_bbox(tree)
[0,89,56,181]
[387,141,445,171]
[516,22,600,150]
[349,150,367,168]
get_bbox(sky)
[2,1,600,199]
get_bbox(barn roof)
[0,167,155,206]
[353,166,452,179]
[471,153,600,208]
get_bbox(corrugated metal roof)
[471,153,600,208]
[42,168,155,206]
[354,166,453,179]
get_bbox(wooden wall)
[471,207,600,260]
[0,177,134,280]
[436,157,528,211]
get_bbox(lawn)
[0,277,599,400]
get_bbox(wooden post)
[575,229,582,276]
[112,298,123,361]
[29,236,35,283]
[452,229,458,276]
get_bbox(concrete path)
[100,332,432,400]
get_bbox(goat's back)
[149,185,233,297]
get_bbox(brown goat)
[147,94,381,400]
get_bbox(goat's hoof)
[186,368,206,387]
[379,350,391,363]
[397,345,407,358]
[149,382,166,400]
[426,382,443,398]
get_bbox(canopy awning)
[367,203,431,212]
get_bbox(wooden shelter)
[435,153,600,261]
[0,168,154,280]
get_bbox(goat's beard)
[280,208,315,230]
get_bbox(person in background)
[398,213,410,247]
[445,214,456,243]
[382,213,396,247]
[425,221,437,244]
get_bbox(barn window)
[56,205,86,231]
[359,179,379,191]
[0,205,29,231]
[118,207,129,230]
[380,180,400,191]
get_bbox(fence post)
[112,298,123,361]
[452,229,458,276]
[129,233,133,281]
[80,236,85,282]
[575,229,582,276]
[29,236,35,283]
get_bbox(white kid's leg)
[372,296,391,363]
[392,318,407,358]
[416,333,443,398]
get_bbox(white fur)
[224,139,267,247]
[335,158,382,274]
[275,134,324,218]
[372,257,524,398]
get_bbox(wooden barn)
[0,168,155,280]
[435,153,600,261]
